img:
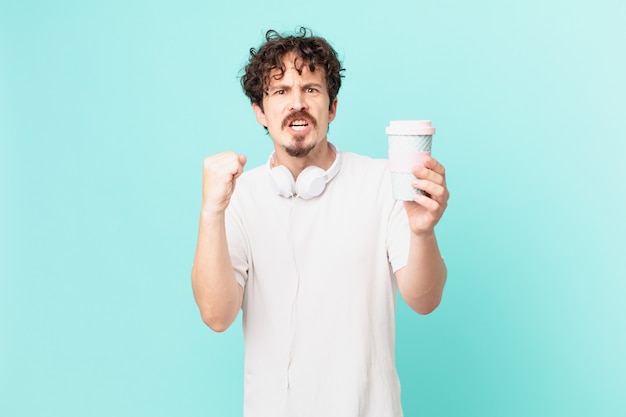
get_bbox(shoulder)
[340,151,387,168]
[339,151,389,179]
[330,151,394,204]
[235,163,268,186]
[229,164,272,208]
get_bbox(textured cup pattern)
[391,172,426,201]
[388,134,433,201]
[387,135,432,153]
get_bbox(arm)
[191,152,247,332]
[395,156,449,315]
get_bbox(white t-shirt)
[225,151,411,417]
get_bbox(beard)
[284,135,316,157]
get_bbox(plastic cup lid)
[386,120,435,135]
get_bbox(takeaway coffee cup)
[386,120,435,201]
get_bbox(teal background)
[1,0,625,416]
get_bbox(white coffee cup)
[386,120,435,201]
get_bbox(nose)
[289,90,307,111]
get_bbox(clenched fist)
[201,152,247,214]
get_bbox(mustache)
[281,110,318,129]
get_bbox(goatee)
[285,136,315,157]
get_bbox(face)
[253,53,338,159]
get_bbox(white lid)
[386,120,435,135]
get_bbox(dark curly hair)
[241,27,344,111]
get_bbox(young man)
[192,28,449,417]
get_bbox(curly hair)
[241,27,344,111]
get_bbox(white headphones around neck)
[267,143,341,200]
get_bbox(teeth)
[289,120,308,130]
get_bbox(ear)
[328,98,338,123]
[252,103,267,127]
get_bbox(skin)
[252,52,338,176]
[396,159,449,314]
[191,53,449,331]
[191,151,246,331]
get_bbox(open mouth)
[283,110,316,131]
[288,119,310,131]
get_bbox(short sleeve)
[386,200,410,273]
[225,205,250,290]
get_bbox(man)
[192,27,449,417]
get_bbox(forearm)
[191,210,243,332]
[396,232,447,315]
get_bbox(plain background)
[1,0,625,416]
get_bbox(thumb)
[237,154,247,168]
[233,154,247,180]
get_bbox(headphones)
[267,143,342,200]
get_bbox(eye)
[306,87,318,93]
[274,89,285,95]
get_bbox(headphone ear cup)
[269,165,296,197]
[295,166,326,200]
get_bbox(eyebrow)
[267,83,289,92]
[302,82,324,90]
[268,82,324,91]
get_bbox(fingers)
[411,180,448,208]
[404,156,450,236]
[424,156,446,177]
[410,157,448,202]
[201,152,247,213]
[204,152,246,179]
[411,156,445,184]
[409,193,441,213]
